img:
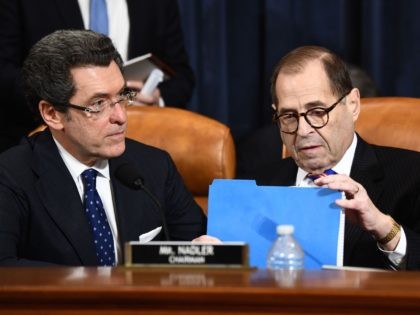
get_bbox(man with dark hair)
[0,0,194,153]
[0,30,206,266]
[266,45,420,270]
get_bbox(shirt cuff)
[377,226,406,268]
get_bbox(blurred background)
[177,0,420,141]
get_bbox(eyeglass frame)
[272,91,351,134]
[62,89,137,114]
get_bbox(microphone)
[115,163,170,241]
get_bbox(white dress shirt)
[295,133,406,268]
[53,138,121,264]
[78,0,130,61]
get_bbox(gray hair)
[270,46,353,107]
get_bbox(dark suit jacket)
[255,136,420,270]
[0,130,206,266]
[0,0,194,151]
[236,123,283,180]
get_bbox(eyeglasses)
[64,89,137,116]
[272,91,350,134]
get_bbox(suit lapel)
[350,137,385,204]
[344,136,385,261]
[109,155,165,261]
[31,131,98,265]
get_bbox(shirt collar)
[295,133,358,186]
[53,137,110,181]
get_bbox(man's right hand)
[126,80,161,106]
[315,174,401,251]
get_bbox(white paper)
[139,226,162,243]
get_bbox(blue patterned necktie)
[307,169,337,181]
[82,169,115,266]
[90,0,109,35]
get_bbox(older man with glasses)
[263,45,420,270]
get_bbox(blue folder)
[207,179,342,269]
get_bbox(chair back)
[125,106,236,213]
[355,97,420,152]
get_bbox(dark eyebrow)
[304,100,327,108]
[89,92,109,100]
[278,100,328,114]
[88,85,127,101]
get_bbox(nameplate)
[125,241,249,268]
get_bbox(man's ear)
[38,101,65,131]
[347,88,361,122]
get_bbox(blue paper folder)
[207,179,342,269]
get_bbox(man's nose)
[109,102,127,124]
[296,115,314,136]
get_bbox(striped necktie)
[307,169,337,181]
[90,0,109,35]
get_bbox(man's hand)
[126,80,161,106]
[314,174,401,250]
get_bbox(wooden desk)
[1,267,420,314]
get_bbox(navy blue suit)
[0,130,206,266]
[255,136,420,270]
[0,0,194,151]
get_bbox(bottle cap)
[276,224,294,235]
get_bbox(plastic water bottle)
[266,225,304,270]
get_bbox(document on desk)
[207,179,343,270]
